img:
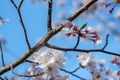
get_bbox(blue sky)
[0,0,120,80]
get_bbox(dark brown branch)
[11,0,31,49]
[47,0,53,31]
[10,0,17,9]
[60,69,87,80]
[17,0,24,10]
[68,0,97,21]
[0,40,5,67]
[0,49,35,75]
[71,67,80,73]
[102,34,109,50]
[11,65,44,77]
[74,35,80,49]
[46,43,120,56]
[0,0,97,75]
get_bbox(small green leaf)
[79,23,87,30]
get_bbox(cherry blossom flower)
[111,56,120,67]
[52,50,66,68]
[90,69,102,80]
[113,71,120,80]
[63,21,102,45]
[76,52,95,68]
[81,27,102,45]
[98,59,105,67]
[31,48,68,80]
[43,60,60,78]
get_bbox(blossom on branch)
[111,56,120,67]
[30,48,69,80]
[76,52,96,69]
[63,21,102,45]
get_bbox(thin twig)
[46,43,120,56]
[74,35,80,49]
[71,67,80,73]
[11,0,31,49]
[102,34,109,50]
[0,40,5,67]
[17,0,24,10]
[11,65,44,77]
[68,0,97,21]
[10,0,17,9]
[60,69,87,80]
[47,0,53,31]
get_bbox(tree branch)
[47,0,53,31]
[102,34,109,50]
[11,65,44,77]
[10,0,17,9]
[71,67,80,73]
[0,40,5,67]
[46,43,120,56]
[68,0,97,21]
[11,0,31,49]
[74,35,80,49]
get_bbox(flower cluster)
[111,56,120,67]
[63,21,79,37]
[63,21,102,45]
[104,0,120,14]
[28,48,69,80]
[76,52,120,80]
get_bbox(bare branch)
[17,0,24,10]
[10,0,17,9]
[71,67,80,73]
[47,0,53,31]
[60,69,87,80]
[74,35,80,49]
[46,43,120,56]
[11,65,44,77]
[0,40,5,67]
[102,34,109,50]
[68,0,97,21]
[11,0,31,49]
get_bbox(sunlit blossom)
[30,48,68,79]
